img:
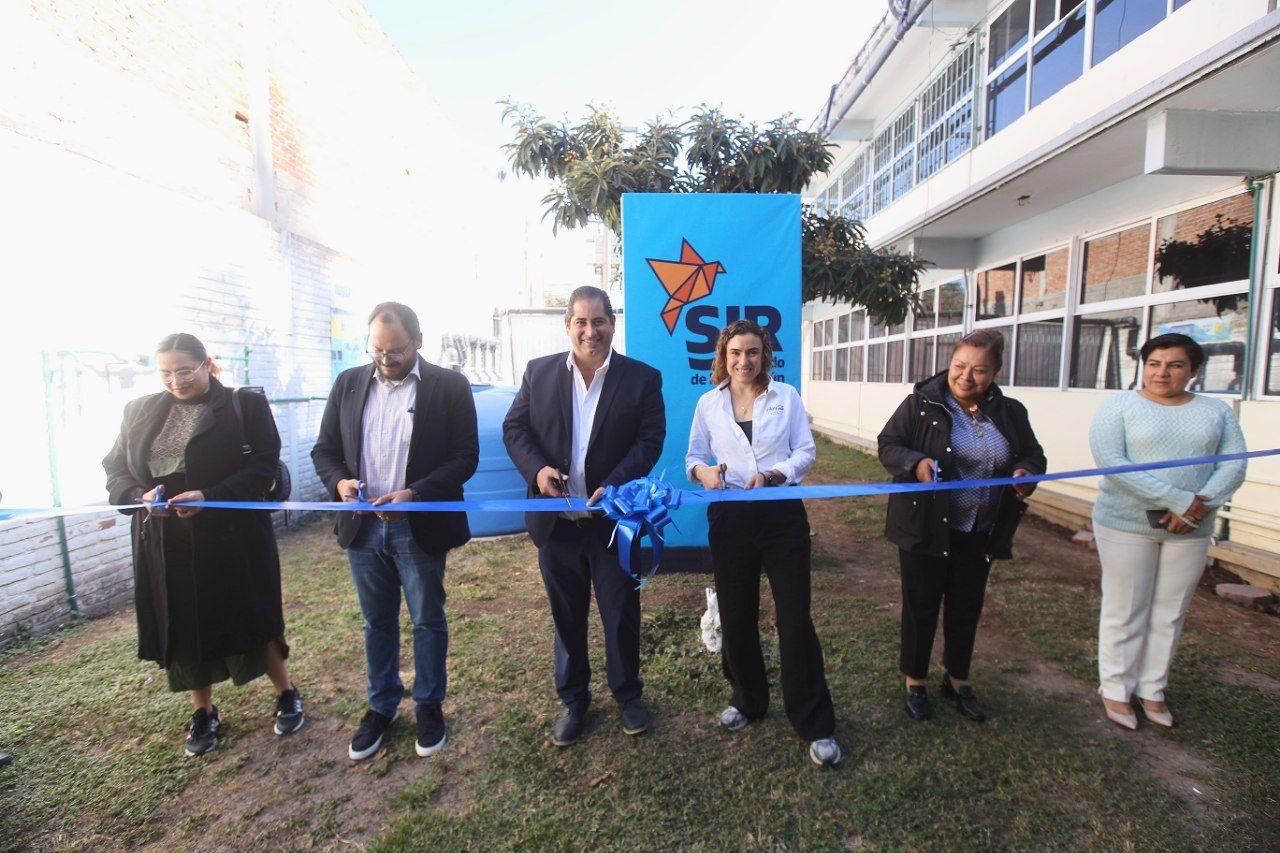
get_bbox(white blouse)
[685,380,816,489]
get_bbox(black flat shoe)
[904,685,932,721]
[941,674,987,723]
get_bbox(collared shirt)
[359,360,420,500]
[944,392,1012,533]
[563,348,613,518]
[685,380,815,490]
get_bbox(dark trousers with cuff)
[537,517,642,711]
[898,529,992,681]
[708,500,835,741]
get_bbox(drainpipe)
[822,0,936,137]
[1241,178,1267,402]
[42,352,80,617]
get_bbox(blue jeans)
[346,518,447,716]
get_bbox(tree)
[501,102,928,324]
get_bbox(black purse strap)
[228,387,253,456]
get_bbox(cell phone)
[1146,509,1169,529]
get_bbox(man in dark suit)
[312,302,478,761]
[503,285,665,747]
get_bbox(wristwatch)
[763,470,783,487]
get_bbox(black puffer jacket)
[877,371,1046,560]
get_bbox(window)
[838,312,851,344]
[1265,291,1280,396]
[1150,296,1250,393]
[1020,247,1069,313]
[976,263,1017,319]
[867,342,886,382]
[850,310,866,340]
[918,42,978,184]
[1093,0,1166,66]
[1014,319,1064,386]
[910,336,936,381]
[887,341,905,382]
[1153,194,1254,294]
[938,280,966,326]
[1071,308,1143,389]
[841,153,868,222]
[986,59,1027,137]
[836,346,850,382]
[1030,2,1086,108]
[1034,0,1058,33]
[915,289,939,331]
[989,0,1031,71]
[907,279,966,382]
[1081,224,1150,303]
[850,344,865,382]
[976,250,1068,386]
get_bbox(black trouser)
[708,500,835,741]
[898,530,992,681]
[537,518,642,711]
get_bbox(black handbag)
[228,386,292,505]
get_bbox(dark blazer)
[311,357,478,556]
[877,371,1046,560]
[102,378,284,665]
[502,351,665,548]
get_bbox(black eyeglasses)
[366,342,416,362]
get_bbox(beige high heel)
[1102,697,1138,730]
[1139,699,1174,728]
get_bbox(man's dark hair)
[367,301,421,339]
[1140,332,1204,372]
[564,286,615,322]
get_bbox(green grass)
[2,436,1277,848]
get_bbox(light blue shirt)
[1088,391,1247,539]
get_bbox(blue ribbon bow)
[598,476,682,588]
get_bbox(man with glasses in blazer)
[312,302,478,761]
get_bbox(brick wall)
[0,0,473,641]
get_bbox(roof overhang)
[878,11,1280,252]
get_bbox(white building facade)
[803,0,1280,589]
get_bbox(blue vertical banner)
[621,193,801,565]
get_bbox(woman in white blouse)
[686,320,840,767]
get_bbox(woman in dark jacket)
[103,333,303,756]
[877,330,1046,723]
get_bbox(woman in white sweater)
[1088,332,1247,730]
[685,319,839,767]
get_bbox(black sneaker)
[552,705,586,747]
[620,700,649,736]
[185,706,223,757]
[415,704,446,757]
[274,687,305,735]
[348,708,396,760]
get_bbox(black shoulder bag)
[228,386,292,505]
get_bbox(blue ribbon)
[597,476,683,588]
[3,448,1277,587]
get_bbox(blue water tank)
[464,385,528,536]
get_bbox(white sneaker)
[809,737,841,766]
[719,706,748,731]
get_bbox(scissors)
[554,472,575,513]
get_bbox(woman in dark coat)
[877,330,1046,723]
[103,333,303,756]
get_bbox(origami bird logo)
[646,239,727,334]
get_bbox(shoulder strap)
[229,387,252,455]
